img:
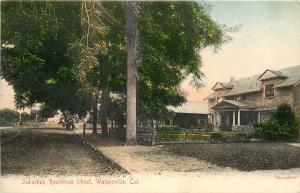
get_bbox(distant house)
[205,65,300,132]
[173,112,208,127]
[165,102,209,127]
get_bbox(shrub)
[234,132,255,141]
[273,104,296,126]
[157,125,184,133]
[186,133,210,141]
[157,133,183,141]
[255,104,298,140]
[0,108,19,126]
[209,132,225,141]
[186,125,208,131]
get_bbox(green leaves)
[1,1,91,116]
[136,2,224,118]
[1,1,226,121]
[255,104,299,140]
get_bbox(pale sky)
[179,1,300,113]
[1,1,300,114]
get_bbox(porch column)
[232,111,235,125]
[213,113,216,125]
[237,110,241,126]
[257,112,261,123]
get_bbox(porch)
[211,100,257,132]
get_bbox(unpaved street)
[1,128,127,176]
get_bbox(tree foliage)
[1,1,91,118]
[1,1,226,130]
[0,108,19,126]
[255,104,299,140]
[86,2,226,121]
[137,2,224,119]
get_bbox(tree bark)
[100,87,109,137]
[124,2,139,145]
[92,92,98,134]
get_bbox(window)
[265,84,275,98]
[236,96,242,101]
[240,111,257,125]
[260,112,273,123]
[236,95,247,101]
[225,96,234,100]
[241,95,247,100]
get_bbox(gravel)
[163,143,300,171]
[1,128,127,176]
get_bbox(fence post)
[83,123,86,136]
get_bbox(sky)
[177,1,300,113]
[1,1,300,113]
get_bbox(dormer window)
[265,84,274,98]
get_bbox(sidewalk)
[73,128,232,174]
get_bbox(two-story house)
[205,65,300,132]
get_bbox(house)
[205,65,300,132]
[164,102,209,127]
[169,112,208,127]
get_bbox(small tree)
[21,112,31,122]
[0,108,19,126]
[255,104,298,140]
[273,104,296,126]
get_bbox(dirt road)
[1,128,127,176]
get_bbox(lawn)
[163,143,300,171]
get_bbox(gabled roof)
[211,100,256,110]
[257,69,288,80]
[212,82,233,90]
[275,65,300,88]
[208,65,300,98]
[218,74,263,97]
[168,101,209,114]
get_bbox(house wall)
[292,84,300,133]
[218,77,293,110]
[208,78,296,126]
[241,86,293,109]
[208,89,230,109]
[208,99,216,111]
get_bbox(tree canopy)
[1,1,226,127]
[138,2,224,118]
[1,1,91,117]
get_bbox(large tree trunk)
[100,87,109,137]
[92,92,98,134]
[124,2,139,145]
